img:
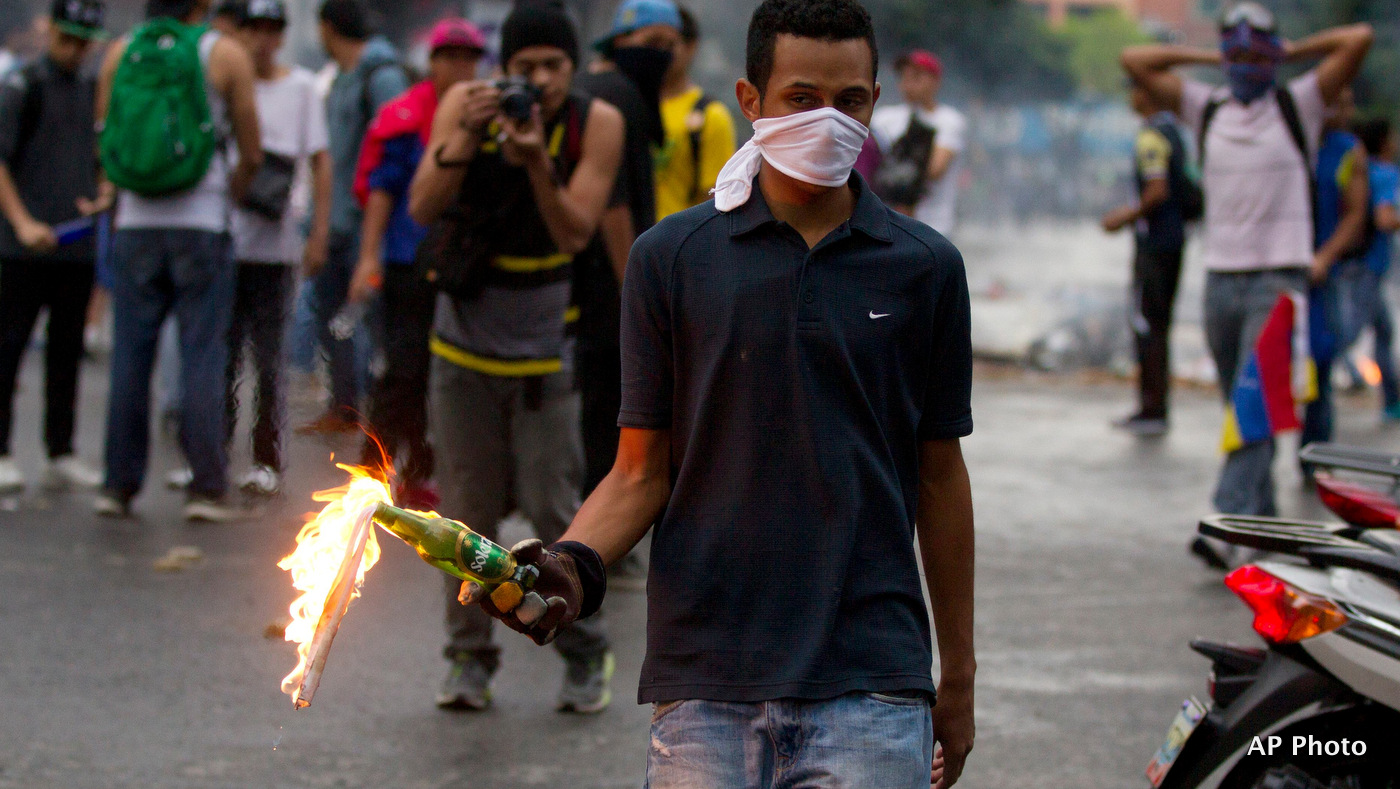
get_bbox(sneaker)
[295,410,361,436]
[0,456,25,494]
[166,467,193,490]
[1384,402,1400,422]
[437,657,492,711]
[1189,536,1232,571]
[41,455,103,490]
[93,489,132,518]
[1112,413,1169,436]
[238,465,283,497]
[394,479,440,511]
[183,495,248,523]
[557,651,615,714]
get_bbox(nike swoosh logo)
[870,312,891,320]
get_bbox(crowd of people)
[7,0,1398,784]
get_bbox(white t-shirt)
[869,102,967,233]
[1180,72,1326,272]
[231,67,329,263]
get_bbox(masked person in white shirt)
[869,50,965,234]
[1124,2,1371,531]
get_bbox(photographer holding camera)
[406,0,624,713]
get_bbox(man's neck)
[334,40,366,72]
[757,163,855,249]
[662,75,693,101]
[912,97,938,113]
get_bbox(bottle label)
[455,529,514,583]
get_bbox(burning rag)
[1221,291,1317,453]
[711,107,868,212]
[353,80,439,207]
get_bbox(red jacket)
[353,80,439,207]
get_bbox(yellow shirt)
[655,86,737,221]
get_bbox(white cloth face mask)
[712,106,870,212]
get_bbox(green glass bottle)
[371,502,519,585]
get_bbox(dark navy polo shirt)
[619,172,973,704]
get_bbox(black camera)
[495,77,543,122]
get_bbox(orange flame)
[278,465,392,705]
[1358,356,1383,387]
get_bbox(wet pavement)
[2,349,1397,789]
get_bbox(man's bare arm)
[516,99,624,255]
[1288,23,1373,106]
[1313,144,1370,283]
[1102,176,1169,232]
[409,82,480,225]
[0,163,55,252]
[1121,45,1221,116]
[212,38,263,199]
[304,149,332,275]
[917,438,976,789]
[927,146,957,183]
[599,204,634,284]
[348,189,392,303]
[559,427,672,566]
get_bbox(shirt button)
[804,290,814,304]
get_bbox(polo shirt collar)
[727,170,894,244]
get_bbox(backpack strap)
[359,62,406,136]
[688,92,714,202]
[1274,86,1319,229]
[1197,95,1226,168]
[10,60,45,166]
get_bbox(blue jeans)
[1204,268,1309,516]
[644,693,934,789]
[105,229,234,498]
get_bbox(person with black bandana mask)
[572,0,680,571]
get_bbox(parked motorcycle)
[1299,443,1400,529]
[1148,515,1400,788]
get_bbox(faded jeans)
[1204,268,1309,516]
[105,229,234,498]
[645,693,935,789]
[431,359,608,670]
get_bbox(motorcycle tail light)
[1315,474,1400,529]
[1225,565,1349,644]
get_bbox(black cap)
[241,0,287,26]
[51,0,106,40]
[500,1,579,66]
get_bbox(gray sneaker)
[557,651,615,714]
[437,658,491,711]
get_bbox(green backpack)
[100,20,217,197]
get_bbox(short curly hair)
[746,0,878,94]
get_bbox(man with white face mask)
[466,0,976,786]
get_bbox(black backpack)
[873,112,936,207]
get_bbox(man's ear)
[736,78,762,123]
[873,81,881,108]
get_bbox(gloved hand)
[460,539,606,646]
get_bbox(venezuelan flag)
[1221,292,1317,453]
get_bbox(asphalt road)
[1,352,1392,789]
